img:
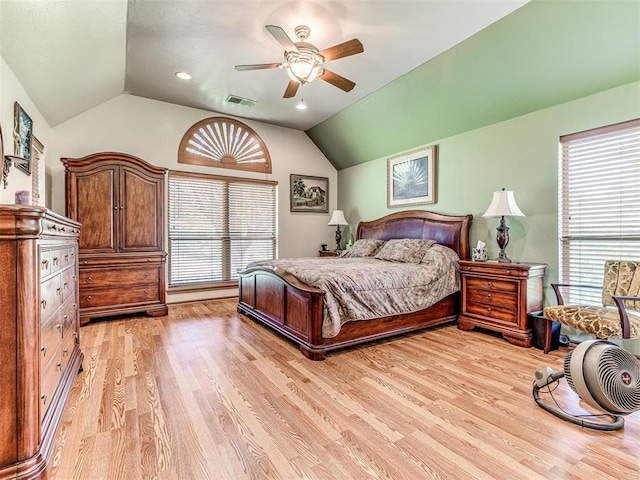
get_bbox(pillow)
[339,239,386,258]
[374,239,435,263]
[421,243,460,265]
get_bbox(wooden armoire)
[62,152,168,324]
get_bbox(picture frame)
[290,174,329,213]
[14,102,33,174]
[387,144,437,208]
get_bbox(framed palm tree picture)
[387,145,437,207]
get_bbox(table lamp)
[482,188,525,263]
[327,210,348,251]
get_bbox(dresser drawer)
[49,247,67,274]
[39,250,52,277]
[466,302,517,324]
[40,345,63,422]
[466,277,518,293]
[79,266,160,288]
[40,274,63,320]
[80,284,161,308]
[61,266,77,302]
[467,288,517,310]
[41,312,63,365]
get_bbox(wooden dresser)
[457,260,546,347]
[62,152,168,324]
[0,205,82,480]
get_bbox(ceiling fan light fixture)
[287,61,317,83]
[296,98,307,110]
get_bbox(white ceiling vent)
[225,95,256,107]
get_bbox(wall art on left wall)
[14,102,33,174]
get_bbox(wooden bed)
[237,210,472,360]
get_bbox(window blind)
[559,118,640,305]
[168,171,277,287]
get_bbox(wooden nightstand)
[319,250,339,257]
[458,260,546,347]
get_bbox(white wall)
[50,94,338,302]
[0,57,50,205]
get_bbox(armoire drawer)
[79,266,160,288]
[80,285,161,308]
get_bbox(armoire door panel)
[120,167,162,251]
[75,169,117,253]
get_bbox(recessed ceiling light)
[175,71,192,80]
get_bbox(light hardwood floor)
[50,299,640,479]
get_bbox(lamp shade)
[328,210,348,226]
[482,189,525,218]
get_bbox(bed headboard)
[356,210,473,260]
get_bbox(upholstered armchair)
[541,260,640,354]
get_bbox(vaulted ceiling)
[0,0,529,130]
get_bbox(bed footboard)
[237,266,327,359]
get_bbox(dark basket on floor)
[529,310,561,351]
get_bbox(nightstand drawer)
[467,288,517,310]
[466,277,517,293]
[466,302,516,323]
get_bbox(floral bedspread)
[248,245,460,338]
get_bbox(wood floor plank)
[50,299,640,479]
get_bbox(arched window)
[178,117,272,174]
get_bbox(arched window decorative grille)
[178,117,272,174]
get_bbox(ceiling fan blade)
[235,63,281,71]
[283,80,300,98]
[320,69,356,92]
[319,38,364,62]
[265,25,298,52]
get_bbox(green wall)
[308,0,640,170]
[338,81,640,350]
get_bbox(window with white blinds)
[168,171,277,288]
[558,118,640,305]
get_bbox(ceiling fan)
[235,25,364,99]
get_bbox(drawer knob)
[64,281,69,289]
[507,270,512,274]
[143,273,149,279]
[64,348,69,356]
[41,346,48,357]
[41,394,47,405]
[73,331,78,338]
[86,295,93,302]
[144,290,149,295]
[57,287,62,296]
[487,294,492,300]
[57,362,62,370]
[53,256,59,265]
[57,323,62,331]
[86,277,92,283]
[487,281,492,288]
[487,307,492,314]
[41,259,49,269]
[41,299,47,309]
